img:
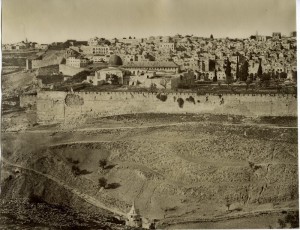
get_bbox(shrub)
[66,157,79,164]
[98,177,107,189]
[72,165,81,176]
[72,165,91,176]
[99,159,107,169]
[186,96,195,104]
[28,194,45,204]
[248,161,262,171]
[156,93,168,102]
[106,183,121,189]
[177,98,184,108]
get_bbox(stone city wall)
[34,91,297,124]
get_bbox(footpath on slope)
[1,158,126,217]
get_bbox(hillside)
[1,114,298,228]
[1,50,66,99]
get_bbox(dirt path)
[4,120,297,135]
[1,158,126,217]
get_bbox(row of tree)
[223,56,293,85]
[224,57,249,84]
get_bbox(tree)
[99,159,107,170]
[249,73,254,81]
[236,55,239,80]
[209,60,216,71]
[213,69,217,82]
[257,59,263,78]
[98,177,107,189]
[292,71,297,83]
[279,72,287,79]
[261,72,271,88]
[246,78,252,91]
[278,219,286,228]
[104,40,111,46]
[225,58,233,85]
[240,60,249,81]
[210,34,214,39]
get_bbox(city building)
[66,56,88,68]
[272,32,281,39]
[123,61,179,74]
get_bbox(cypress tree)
[241,60,249,81]
[236,55,239,80]
[257,58,263,77]
[225,58,231,77]
[225,58,232,84]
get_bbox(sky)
[2,0,297,44]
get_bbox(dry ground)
[1,113,298,228]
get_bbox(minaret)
[126,201,142,228]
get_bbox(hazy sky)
[2,0,296,44]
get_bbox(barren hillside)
[1,114,298,228]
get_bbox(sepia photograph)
[0,0,298,229]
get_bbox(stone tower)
[126,201,142,228]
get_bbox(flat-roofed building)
[158,42,175,51]
[123,61,179,75]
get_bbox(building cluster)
[2,39,48,51]
[63,32,296,86]
[9,31,297,90]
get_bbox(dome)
[109,55,123,66]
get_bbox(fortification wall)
[59,64,84,76]
[36,91,297,124]
[20,94,37,108]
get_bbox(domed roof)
[109,55,123,66]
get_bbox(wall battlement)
[20,90,297,124]
[20,94,37,108]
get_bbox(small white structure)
[126,202,142,228]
